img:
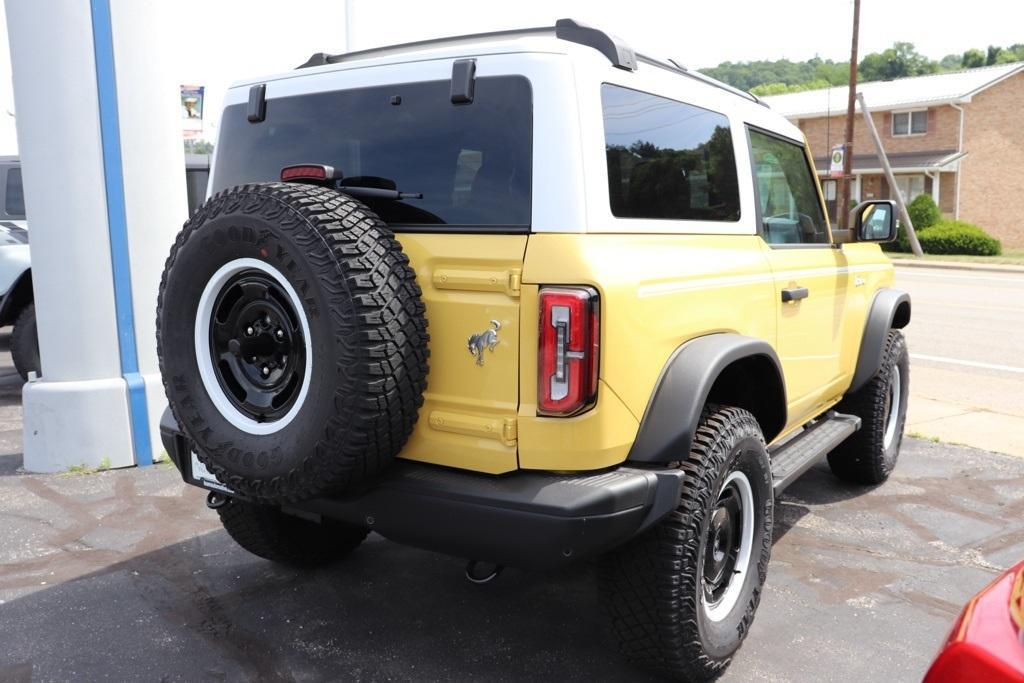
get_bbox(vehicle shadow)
[0,527,668,681]
[0,462,883,682]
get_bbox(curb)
[892,258,1024,274]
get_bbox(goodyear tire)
[599,406,773,681]
[157,183,429,504]
[828,329,909,485]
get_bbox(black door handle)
[781,287,809,302]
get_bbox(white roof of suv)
[216,19,806,237]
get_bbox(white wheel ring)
[883,365,902,450]
[194,258,313,435]
[703,470,756,623]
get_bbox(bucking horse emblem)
[468,320,501,366]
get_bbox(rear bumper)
[160,410,684,571]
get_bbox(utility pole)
[837,0,860,229]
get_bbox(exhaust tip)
[465,560,503,584]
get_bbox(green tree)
[184,139,214,155]
[907,194,941,230]
[961,48,986,68]
[751,79,832,96]
[938,53,962,71]
[858,42,936,81]
[698,41,1009,97]
[993,44,1024,64]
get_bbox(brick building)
[763,62,1024,247]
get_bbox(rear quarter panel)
[519,233,776,470]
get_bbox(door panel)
[764,245,850,427]
[394,233,526,474]
[747,128,849,429]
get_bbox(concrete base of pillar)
[21,376,134,472]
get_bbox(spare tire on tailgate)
[157,182,429,504]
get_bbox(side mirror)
[850,200,897,242]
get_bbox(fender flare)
[849,288,911,393]
[626,334,787,464]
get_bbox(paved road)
[2,438,1021,682]
[894,265,1024,456]
[0,271,1021,681]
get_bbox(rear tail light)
[538,286,600,416]
[280,164,338,183]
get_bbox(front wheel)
[828,329,909,485]
[599,405,773,681]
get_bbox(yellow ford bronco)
[157,19,911,680]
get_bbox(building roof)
[812,149,965,175]
[763,62,1024,118]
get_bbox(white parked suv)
[0,157,37,379]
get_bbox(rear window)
[602,84,740,222]
[213,76,532,229]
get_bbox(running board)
[770,411,861,495]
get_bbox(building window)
[892,110,927,136]
[893,174,926,202]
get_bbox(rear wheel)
[11,303,39,381]
[599,405,773,681]
[828,330,909,485]
[217,498,368,567]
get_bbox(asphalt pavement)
[2,434,1021,681]
[894,265,1024,456]
[1,267,1023,681]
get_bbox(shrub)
[916,220,1002,256]
[907,194,941,229]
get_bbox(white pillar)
[6,0,185,471]
[930,171,941,206]
[345,0,356,52]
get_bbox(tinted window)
[749,129,829,244]
[602,84,739,221]
[213,77,532,228]
[5,168,25,217]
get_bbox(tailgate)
[396,233,527,473]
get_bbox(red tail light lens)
[280,164,337,182]
[538,286,600,416]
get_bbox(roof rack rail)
[655,56,767,106]
[297,18,636,71]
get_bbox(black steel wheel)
[208,269,307,425]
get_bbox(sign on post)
[180,85,204,139]
[830,144,845,178]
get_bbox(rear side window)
[748,129,829,245]
[5,168,25,217]
[213,77,532,229]
[602,84,740,222]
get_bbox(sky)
[0,0,1020,153]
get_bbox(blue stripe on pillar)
[89,0,153,466]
